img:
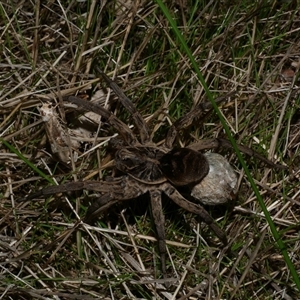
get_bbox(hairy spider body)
[23,69,285,278]
[115,147,165,183]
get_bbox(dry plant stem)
[172,245,199,300]
[229,230,267,300]
[32,0,40,67]
[114,1,140,76]
[34,51,67,89]
[72,0,98,82]
[125,24,160,82]
[237,48,292,122]
[0,103,22,130]
[2,120,43,141]
[269,72,297,159]
[0,78,100,108]
[120,210,146,274]
[83,224,190,248]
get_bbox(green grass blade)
[1,138,54,184]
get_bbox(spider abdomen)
[159,148,209,186]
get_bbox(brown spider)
[24,69,285,276]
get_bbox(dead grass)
[1,0,300,299]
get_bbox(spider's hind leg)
[149,190,167,277]
[163,182,228,245]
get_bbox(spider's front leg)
[96,68,150,144]
[65,95,138,146]
[84,176,148,220]
[164,92,235,149]
[21,176,141,204]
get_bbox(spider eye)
[159,148,209,186]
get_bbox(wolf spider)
[25,69,285,276]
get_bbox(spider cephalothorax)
[115,147,165,183]
[23,69,285,277]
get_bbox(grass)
[1,0,300,299]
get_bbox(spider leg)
[84,193,119,222]
[164,104,213,149]
[149,190,167,277]
[188,138,287,170]
[85,176,149,219]
[65,95,138,146]
[96,68,150,144]
[162,182,228,244]
[164,92,235,149]
[19,181,93,201]
[20,177,140,202]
